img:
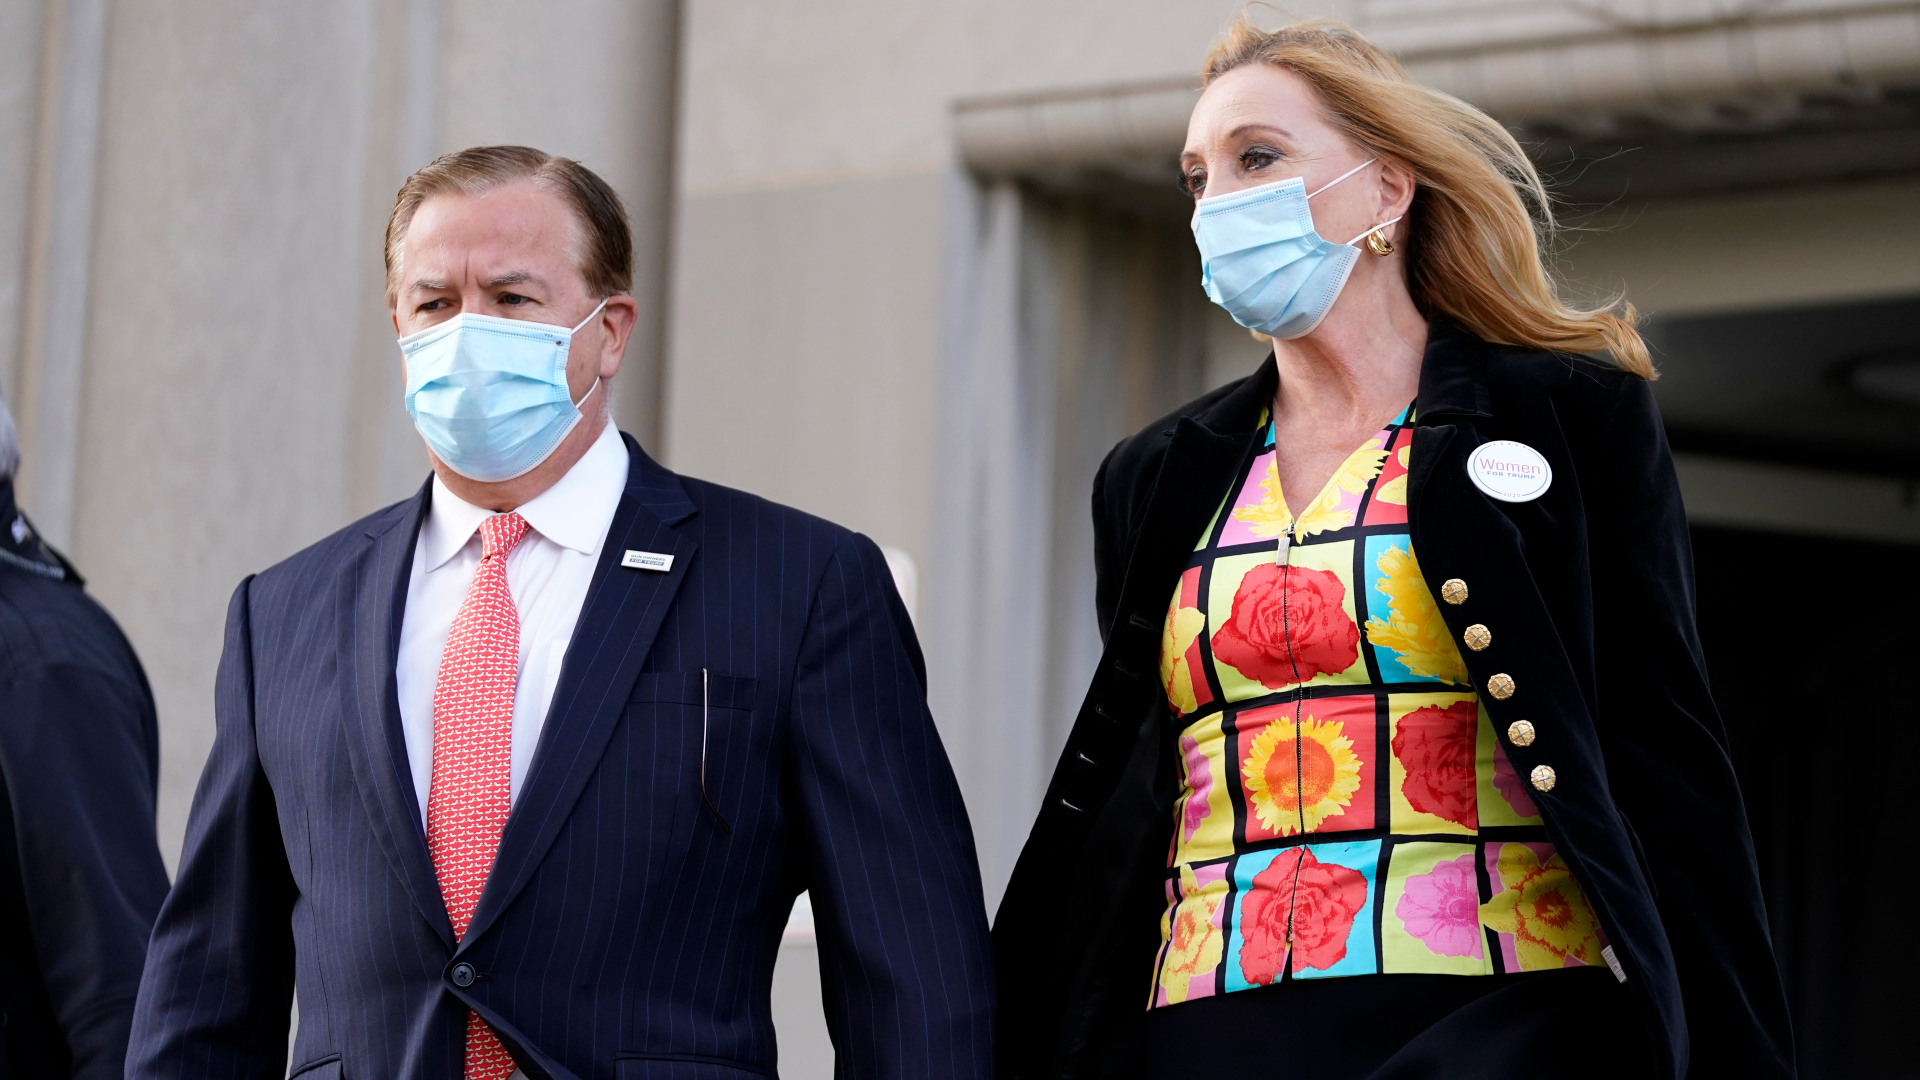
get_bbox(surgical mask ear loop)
[564,297,614,410]
[570,296,610,334]
[1305,158,1376,200]
[1313,159,1402,255]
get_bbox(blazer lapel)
[1114,359,1276,608]
[459,437,698,950]
[1041,362,1273,846]
[1409,319,1497,544]
[339,481,456,948]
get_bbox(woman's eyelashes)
[1181,145,1291,199]
[1239,144,1283,173]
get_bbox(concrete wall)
[664,0,1298,560]
[4,0,680,868]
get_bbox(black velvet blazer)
[992,321,1793,1080]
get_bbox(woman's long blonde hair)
[1204,16,1653,377]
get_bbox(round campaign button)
[1467,440,1552,502]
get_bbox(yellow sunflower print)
[1479,843,1606,970]
[1364,543,1468,684]
[1242,714,1363,835]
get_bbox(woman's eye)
[1240,146,1280,172]
[1178,170,1207,198]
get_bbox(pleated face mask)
[399,298,606,482]
[1190,159,1400,340]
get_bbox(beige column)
[7,0,682,865]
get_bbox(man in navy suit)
[128,146,993,1080]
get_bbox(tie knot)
[478,512,530,561]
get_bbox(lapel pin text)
[621,550,674,572]
[1467,440,1552,503]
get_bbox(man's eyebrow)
[484,271,544,288]
[408,279,451,294]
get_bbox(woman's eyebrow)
[1224,122,1296,143]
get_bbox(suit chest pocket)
[625,672,758,839]
[628,671,758,711]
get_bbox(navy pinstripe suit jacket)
[128,435,994,1080]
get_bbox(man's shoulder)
[679,475,860,559]
[248,494,420,599]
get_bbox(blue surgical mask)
[399,298,608,482]
[1191,159,1401,340]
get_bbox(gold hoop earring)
[1366,230,1395,257]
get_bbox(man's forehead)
[406,267,553,294]
[404,184,583,283]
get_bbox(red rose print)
[1392,702,1478,829]
[1212,564,1358,688]
[1237,847,1369,983]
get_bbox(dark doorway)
[1693,525,1918,1080]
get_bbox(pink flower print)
[1180,733,1213,843]
[1492,744,1539,819]
[1396,854,1484,958]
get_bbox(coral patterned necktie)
[427,511,529,1080]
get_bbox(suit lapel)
[460,438,698,950]
[339,482,457,948]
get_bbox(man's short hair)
[0,396,19,482]
[384,146,633,307]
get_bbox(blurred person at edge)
[128,147,992,1080]
[0,397,169,1078]
[993,17,1790,1080]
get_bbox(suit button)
[1462,624,1491,651]
[1440,578,1468,605]
[1530,765,1557,792]
[1506,719,1536,746]
[1487,673,1515,700]
[450,962,477,988]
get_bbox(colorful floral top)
[1149,404,1608,1008]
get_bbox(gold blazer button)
[1487,673,1515,700]
[1507,719,1535,746]
[1530,764,1557,792]
[1463,624,1491,651]
[1440,578,1469,605]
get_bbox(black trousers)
[1141,967,1656,1079]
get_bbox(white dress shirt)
[396,420,629,828]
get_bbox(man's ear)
[597,294,640,379]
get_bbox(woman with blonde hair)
[993,16,1791,1080]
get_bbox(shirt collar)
[421,420,630,572]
